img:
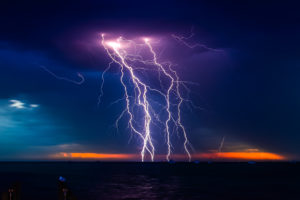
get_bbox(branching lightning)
[172,27,222,53]
[100,34,193,162]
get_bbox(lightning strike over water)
[100,34,193,162]
[218,136,225,153]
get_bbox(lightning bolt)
[41,65,85,85]
[218,136,225,153]
[100,34,192,162]
[171,27,222,53]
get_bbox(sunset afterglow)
[51,151,285,161]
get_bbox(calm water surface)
[0,162,299,199]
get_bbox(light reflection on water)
[89,175,181,200]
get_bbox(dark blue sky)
[0,0,299,160]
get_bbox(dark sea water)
[0,162,299,200]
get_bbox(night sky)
[0,1,299,161]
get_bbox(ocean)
[0,162,299,200]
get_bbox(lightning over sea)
[98,34,199,162]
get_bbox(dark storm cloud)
[0,0,299,159]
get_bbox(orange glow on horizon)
[195,152,285,160]
[51,152,134,160]
[50,151,285,161]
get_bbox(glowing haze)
[100,34,193,162]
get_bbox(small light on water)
[59,176,66,182]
